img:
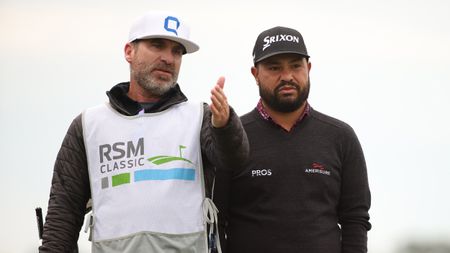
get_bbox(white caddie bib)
[82,101,207,252]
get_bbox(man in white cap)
[39,11,248,253]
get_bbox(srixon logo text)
[98,137,145,173]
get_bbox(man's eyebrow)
[149,38,164,43]
[289,58,304,64]
[262,59,281,65]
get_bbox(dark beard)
[259,78,310,113]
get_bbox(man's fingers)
[210,76,230,128]
[210,95,221,110]
[217,76,225,89]
[211,76,228,108]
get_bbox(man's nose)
[160,48,175,65]
[280,69,294,82]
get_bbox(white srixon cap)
[128,11,199,54]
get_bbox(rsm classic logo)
[98,137,195,189]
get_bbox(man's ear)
[251,66,259,86]
[124,43,134,63]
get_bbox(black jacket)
[215,108,371,253]
[39,82,249,253]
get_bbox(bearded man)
[214,26,371,253]
[39,11,248,253]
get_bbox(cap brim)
[255,50,309,63]
[131,34,199,54]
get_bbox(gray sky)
[1,0,450,252]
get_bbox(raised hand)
[210,76,230,128]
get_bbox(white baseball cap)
[128,11,199,54]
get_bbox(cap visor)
[255,50,309,63]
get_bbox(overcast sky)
[1,0,450,252]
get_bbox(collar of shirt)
[256,99,310,131]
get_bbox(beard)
[259,77,310,113]
[131,61,179,96]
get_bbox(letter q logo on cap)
[164,16,180,36]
